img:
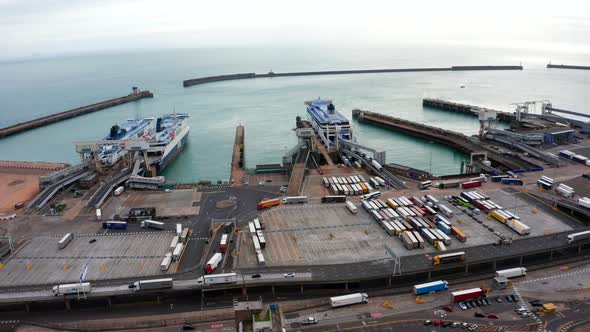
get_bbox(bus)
[102,221,128,230]
[567,230,590,243]
[321,195,347,203]
[432,251,466,266]
[418,180,432,190]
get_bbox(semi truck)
[257,198,281,210]
[283,196,308,204]
[451,288,486,302]
[58,233,73,249]
[204,253,223,273]
[172,243,184,261]
[461,180,482,189]
[141,219,165,230]
[102,221,128,229]
[220,234,229,252]
[433,251,466,266]
[345,201,358,214]
[329,293,369,308]
[132,278,173,291]
[52,282,92,296]
[197,272,238,285]
[495,267,527,278]
[501,178,524,185]
[321,195,347,203]
[567,230,590,243]
[414,280,449,295]
[95,208,102,221]
[160,253,172,271]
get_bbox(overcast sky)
[2,0,590,58]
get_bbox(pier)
[183,65,523,88]
[547,63,590,70]
[0,88,153,139]
[230,125,245,186]
[352,109,526,171]
[422,98,515,122]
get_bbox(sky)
[2,0,590,58]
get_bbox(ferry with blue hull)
[99,118,153,166]
[146,113,190,176]
[305,99,352,149]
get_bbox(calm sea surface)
[0,45,589,182]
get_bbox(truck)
[507,219,530,235]
[451,288,486,302]
[579,197,590,209]
[95,208,102,221]
[283,196,308,204]
[495,267,527,278]
[141,219,165,230]
[501,178,524,185]
[176,223,182,236]
[132,278,173,291]
[172,243,184,261]
[414,280,449,295]
[220,234,229,252]
[257,198,281,210]
[567,230,590,243]
[433,251,466,266]
[461,180,482,189]
[451,226,467,242]
[329,293,369,308]
[114,186,124,196]
[371,160,383,171]
[52,282,92,296]
[204,253,223,273]
[102,221,128,230]
[322,195,347,203]
[58,233,73,249]
[345,201,358,214]
[160,253,172,271]
[197,272,238,285]
[169,236,179,250]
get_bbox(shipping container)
[252,236,261,252]
[248,222,256,234]
[359,182,369,194]
[490,210,507,223]
[358,175,366,182]
[370,177,380,188]
[507,219,530,235]
[371,210,384,221]
[330,293,369,308]
[346,201,358,214]
[435,240,447,251]
[364,181,373,191]
[386,198,399,209]
[425,195,439,205]
[421,228,437,245]
[438,204,454,218]
[323,177,330,188]
[254,219,263,230]
[413,231,425,248]
[369,201,380,210]
[160,254,171,271]
[371,160,383,171]
[170,236,179,250]
[197,272,238,285]
[361,201,373,211]
[433,228,452,245]
[400,231,415,250]
[58,233,73,249]
[437,221,452,235]
[383,221,396,236]
[414,280,448,295]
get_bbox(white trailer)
[346,201,358,214]
[204,253,223,273]
[141,219,165,230]
[330,293,369,308]
[172,243,184,261]
[425,195,439,205]
[132,278,173,291]
[95,208,102,221]
[495,267,527,278]
[283,196,308,204]
[52,282,91,296]
[438,204,454,218]
[197,272,238,285]
[578,197,590,209]
[371,160,383,171]
[176,223,182,236]
[567,230,590,243]
[257,252,266,265]
[507,219,530,235]
[180,228,189,243]
[58,233,73,249]
[169,236,179,250]
[160,254,172,271]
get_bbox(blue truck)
[102,221,128,230]
[436,221,452,235]
[414,280,449,295]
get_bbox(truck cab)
[301,317,318,325]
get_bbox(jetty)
[0,87,153,139]
[183,65,523,87]
[422,98,515,122]
[547,64,590,70]
[230,125,245,186]
[351,109,527,171]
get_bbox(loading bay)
[0,232,176,287]
[237,189,574,269]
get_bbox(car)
[251,274,261,278]
[506,296,513,303]
[465,302,472,309]
[283,272,295,278]
[468,324,479,331]
[451,322,461,328]
[182,325,195,330]
[495,297,503,303]
[462,322,470,329]
[89,239,97,243]
[164,189,172,193]
[511,294,519,302]
[470,301,477,308]
[475,300,483,307]
[434,320,443,326]
[484,298,492,306]
[443,321,453,327]
[301,317,318,325]
[487,313,498,319]
[474,312,486,318]
[459,302,468,310]
[532,302,543,307]
[443,306,454,312]
[424,320,433,326]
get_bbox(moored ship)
[145,113,190,176]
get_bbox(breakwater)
[547,64,590,70]
[422,98,515,122]
[351,109,526,171]
[0,89,154,139]
[183,65,524,87]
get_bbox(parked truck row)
[249,219,266,266]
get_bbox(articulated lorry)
[132,278,173,291]
[52,282,92,296]
[329,293,369,308]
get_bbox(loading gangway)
[39,162,91,189]
[340,148,407,190]
[487,135,560,166]
[286,148,310,196]
[86,168,133,209]
[28,170,92,209]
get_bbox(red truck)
[461,181,482,189]
[451,288,486,302]
[257,198,281,210]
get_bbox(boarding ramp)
[127,175,165,190]
[29,170,92,209]
[486,134,560,166]
[286,148,310,196]
[39,162,91,189]
[86,168,133,209]
[341,148,407,190]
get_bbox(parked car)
[443,306,454,312]
[451,322,461,328]
[283,272,295,278]
[474,312,486,318]
[506,296,513,303]
[487,313,498,319]
[468,324,479,331]
[301,317,318,325]
[424,320,433,326]
[251,274,261,278]
[459,302,468,310]
[434,319,443,326]
[443,321,453,327]
[495,297,503,303]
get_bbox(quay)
[351,109,526,171]
[183,65,523,87]
[0,87,154,139]
[230,125,245,186]
[422,98,515,122]
[547,63,590,70]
